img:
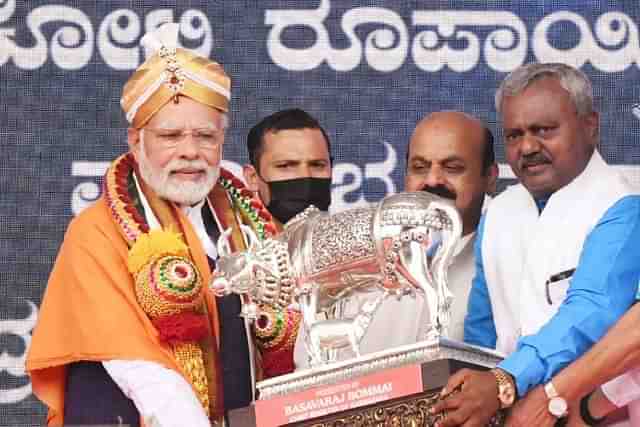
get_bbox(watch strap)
[545,381,560,399]
[491,368,516,409]
[580,391,607,426]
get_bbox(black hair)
[481,126,496,175]
[246,108,332,172]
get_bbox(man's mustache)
[520,153,551,169]
[421,184,456,200]
[165,159,209,174]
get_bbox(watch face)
[549,397,568,417]
[499,385,516,406]
[493,369,516,408]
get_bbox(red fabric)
[262,347,295,378]
[152,312,209,345]
[258,209,272,221]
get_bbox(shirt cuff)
[102,360,210,427]
[601,368,640,408]
[497,345,545,397]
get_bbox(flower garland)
[104,153,211,414]
[218,168,277,240]
[106,155,297,381]
[217,169,302,378]
[104,153,149,245]
[104,155,205,323]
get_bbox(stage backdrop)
[2,0,640,424]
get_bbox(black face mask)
[265,177,332,224]
[421,184,457,200]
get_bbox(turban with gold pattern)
[121,23,230,129]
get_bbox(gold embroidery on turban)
[121,24,230,129]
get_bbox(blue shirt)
[464,195,640,396]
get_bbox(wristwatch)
[491,368,516,409]
[544,381,568,418]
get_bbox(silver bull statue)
[211,192,462,365]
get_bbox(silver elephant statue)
[211,192,462,365]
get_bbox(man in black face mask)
[242,109,332,379]
[243,108,332,225]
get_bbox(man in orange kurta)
[26,23,275,426]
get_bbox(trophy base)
[285,386,505,427]
[230,338,507,427]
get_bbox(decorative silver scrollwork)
[211,192,462,365]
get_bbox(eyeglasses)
[142,127,225,150]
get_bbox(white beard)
[136,139,219,206]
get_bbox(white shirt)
[181,199,218,260]
[102,360,210,427]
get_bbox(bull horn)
[210,276,229,297]
[217,227,233,257]
[240,224,260,250]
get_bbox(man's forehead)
[262,128,330,158]
[409,131,483,162]
[409,152,466,164]
[501,110,560,130]
[265,127,326,141]
[263,151,330,163]
[149,119,220,129]
[501,78,575,116]
[145,97,227,128]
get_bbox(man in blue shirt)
[432,63,640,426]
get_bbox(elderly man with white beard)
[26,23,278,427]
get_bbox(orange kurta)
[25,192,223,425]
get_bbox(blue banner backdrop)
[2,1,640,424]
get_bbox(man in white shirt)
[433,63,640,427]
[294,111,498,367]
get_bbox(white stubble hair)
[136,131,219,206]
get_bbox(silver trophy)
[212,192,462,365]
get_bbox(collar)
[180,198,206,216]
[455,232,475,257]
[532,151,604,212]
[134,174,218,259]
[181,199,218,260]
[133,173,161,230]
[535,198,548,214]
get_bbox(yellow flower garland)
[127,228,189,274]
